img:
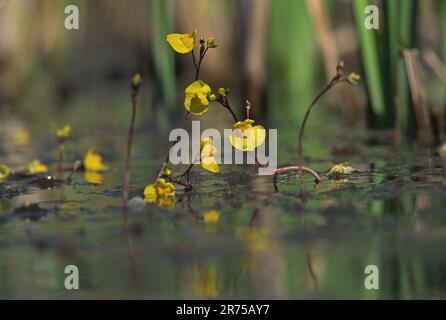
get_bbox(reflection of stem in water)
[305,250,319,291]
[123,208,140,290]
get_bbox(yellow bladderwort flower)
[166,29,197,54]
[27,160,48,174]
[56,125,72,140]
[327,162,357,179]
[84,171,103,184]
[84,150,108,172]
[0,163,11,181]
[200,138,219,173]
[144,178,175,207]
[184,80,212,115]
[14,128,30,146]
[229,119,266,151]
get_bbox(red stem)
[124,94,137,205]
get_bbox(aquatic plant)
[123,74,142,205]
[143,30,360,205]
[56,124,72,177]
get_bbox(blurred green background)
[1,0,445,140]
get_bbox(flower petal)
[166,33,195,54]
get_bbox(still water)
[1,97,446,299]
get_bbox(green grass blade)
[149,0,176,113]
[352,0,386,122]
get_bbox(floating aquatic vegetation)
[13,203,47,221]
[327,162,358,180]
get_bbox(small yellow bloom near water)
[166,30,197,54]
[14,128,30,146]
[144,178,175,207]
[327,162,357,179]
[184,80,212,115]
[203,209,220,223]
[84,150,109,172]
[0,163,11,181]
[27,160,48,174]
[56,125,72,140]
[200,138,219,173]
[229,119,266,151]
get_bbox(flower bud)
[347,72,361,85]
[207,37,218,48]
[131,73,142,90]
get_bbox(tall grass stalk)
[149,0,176,114]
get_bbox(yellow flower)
[27,160,48,174]
[166,30,197,54]
[0,163,11,181]
[131,73,142,89]
[200,138,219,173]
[229,119,266,151]
[184,80,212,115]
[327,162,356,179]
[56,125,72,140]
[203,210,220,223]
[14,128,30,146]
[84,150,108,172]
[144,178,175,207]
[84,171,103,184]
[347,72,361,85]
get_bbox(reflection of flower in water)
[193,262,219,299]
[84,171,103,184]
[235,226,269,254]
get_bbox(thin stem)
[57,141,65,178]
[217,97,239,123]
[297,75,346,190]
[123,94,138,206]
[254,154,322,183]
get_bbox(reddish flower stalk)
[123,74,142,206]
[266,62,357,191]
